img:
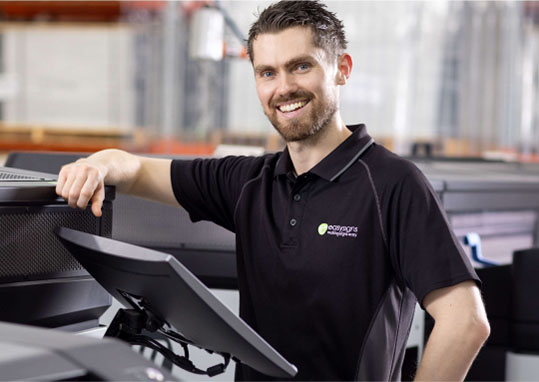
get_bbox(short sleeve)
[386,164,480,307]
[170,156,266,233]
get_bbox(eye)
[297,63,311,71]
[261,71,274,78]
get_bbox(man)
[56,1,489,380]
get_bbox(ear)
[335,53,352,85]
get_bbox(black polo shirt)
[171,124,479,381]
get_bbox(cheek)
[256,83,273,106]
[319,77,338,98]
[303,74,330,96]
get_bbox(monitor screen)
[56,227,297,378]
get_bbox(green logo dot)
[318,223,328,236]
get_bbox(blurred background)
[0,0,537,159]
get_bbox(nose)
[276,72,298,97]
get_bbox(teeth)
[279,101,307,113]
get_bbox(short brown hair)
[247,0,348,63]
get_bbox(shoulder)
[360,144,427,188]
[213,152,280,177]
[171,152,280,182]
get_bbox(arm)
[56,149,177,217]
[414,281,490,381]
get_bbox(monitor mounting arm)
[104,295,231,377]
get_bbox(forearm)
[58,149,175,215]
[414,315,489,381]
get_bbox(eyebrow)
[254,64,274,75]
[254,55,317,75]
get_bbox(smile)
[278,100,309,113]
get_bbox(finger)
[67,173,89,209]
[76,170,100,210]
[60,168,77,202]
[56,165,70,196]
[90,184,105,217]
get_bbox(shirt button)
[293,194,301,202]
[290,218,297,227]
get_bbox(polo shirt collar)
[274,124,374,181]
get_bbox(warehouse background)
[0,1,537,159]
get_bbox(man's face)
[252,26,340,142]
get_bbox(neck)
[287,114,351,176]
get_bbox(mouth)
[276,100,310,117]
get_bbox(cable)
[124,331,231,376]
[106,307,231,377]
[159,328,195,346]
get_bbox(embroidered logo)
[317,223,358,238]
[318,223,329,235]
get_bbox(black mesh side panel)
[0,205,112,281]
[102,204,113,239]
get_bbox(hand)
[56,159,106,217]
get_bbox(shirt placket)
[282,174,311,248]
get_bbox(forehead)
[252,26,325,67]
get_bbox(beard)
[265,90,338,143]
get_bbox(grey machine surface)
[415,160,539,213]
[0,321,177,381]
[56,227,298,379]
[413,159,539,265]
